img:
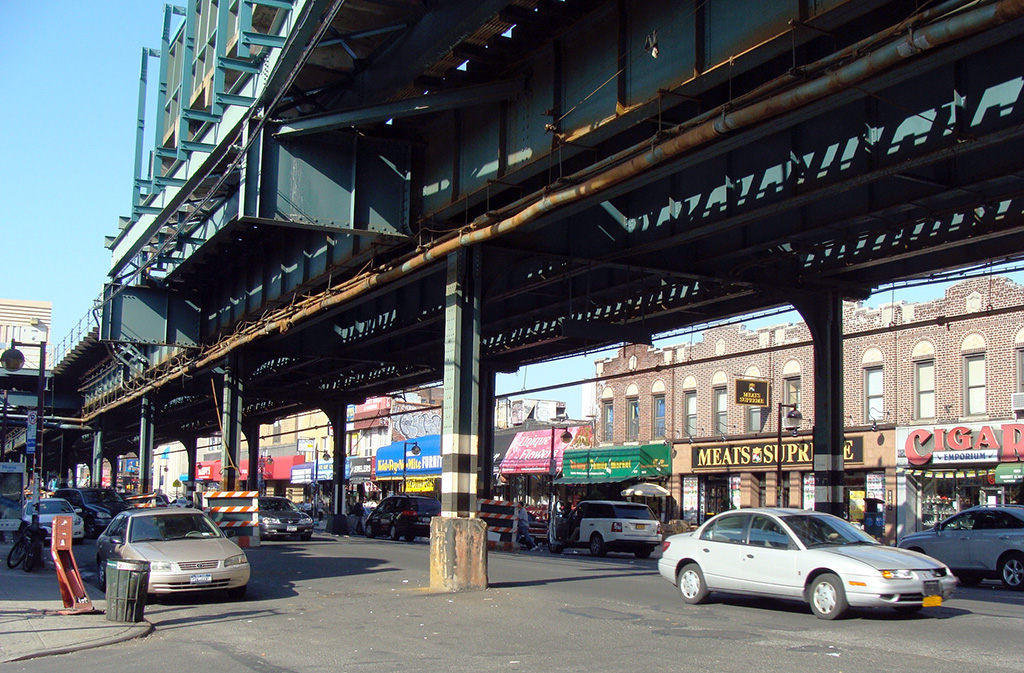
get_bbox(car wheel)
[96,558,107,592]
[227,584,248,600]
[999,552,1024,590]
[634,547,654,559]
[389,523,401,541]
[548,542,564,554]
[809,573,848,620]
[677,563,709,604]
[85,517,97,539]
[366,521,377,538]
[589,533,607,557]
[404,534,416,542]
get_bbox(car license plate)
[190,573,212,585]
[923,580,940,596]
[635,523,647,530]
[286,525,298,532]
[922,595,942,607]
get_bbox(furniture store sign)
[898,423,1024,466]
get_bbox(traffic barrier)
[51,515,97,614]
[125,492,163,508]
[477,498,520,552]
[204,491,260,547]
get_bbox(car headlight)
[300,515,312,523]
[94,512,112,519]
[881,569,914,580]
[262,517,280,525]
[224,554,248,567]
[150,561,173,572]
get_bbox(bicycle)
[6,520,47,572]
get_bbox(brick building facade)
[593,276,1024,542]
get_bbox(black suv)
[52,488,129,538]
[364,495,441,541]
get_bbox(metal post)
[548,427,556,543]
[776,403,785,507]
[33,341,45,526]
[1,389,7,460]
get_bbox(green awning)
[995,462,1024,484]
[555,444,671,484]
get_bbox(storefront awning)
[555,444,671,484]
[498,425,592,475]
[995,462,1024,484]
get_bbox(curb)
[2,619,154,663]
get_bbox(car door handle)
[746,553,754,559]
[702,548,710,553]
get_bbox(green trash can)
[105,559,150,623]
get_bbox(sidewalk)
[0,542,152,663]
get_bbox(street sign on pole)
[26,410,37,454]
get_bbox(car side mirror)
[74,508,83,514]
[110,535,124,545]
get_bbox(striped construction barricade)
[204,491,260,548]
[125,493,163,508]
[477,498,521,552]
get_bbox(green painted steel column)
[139,396,155,493]
[793,290,846,518]
[324,402,350,535]
[219,354,243,491]
[243,422,260,491]
[441,247,481,518]
[91,421,104,488]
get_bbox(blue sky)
[1,1,169,346]
[2,2,1021,418]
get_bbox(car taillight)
[611,522,622,532]
[402,509,418,517]
[661,540,671,552]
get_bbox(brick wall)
[595,276,1024,444]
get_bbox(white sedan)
[658,508,956,619]
[23,498,85,542]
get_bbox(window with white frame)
[784,377,801,409]
[601,400,614,442]
[865,366,884,422]
[964,353,986,416]
[652,395,666,439]
[713,387,727,435]
[745,405,765,433]
[626,397,640,441]
[683,391,697,437]
[915,359,935,419]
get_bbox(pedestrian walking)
[517,501,537,551]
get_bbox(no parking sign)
[25,410,37,454]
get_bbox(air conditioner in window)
[1011,393,1024,415]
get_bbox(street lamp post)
[403,441,420,493]
[312,446,329,519]
[549,427,573,543]
[2,336,47,527]
[776,403,803,507]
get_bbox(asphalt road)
[8,535,1023,673]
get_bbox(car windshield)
[82,490,125,505]
[261,498,299,512]
[781,514,877,548]
[128,513,223,542]
[32,500,74,515]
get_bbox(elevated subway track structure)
[29,0,1024,519]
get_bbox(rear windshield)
[416,499,441,515]
[611,504,656,520]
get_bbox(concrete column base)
[429,517,488,592]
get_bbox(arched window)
[651,380,666,439]
[961,334,986,416]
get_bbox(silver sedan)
[96,507,249,599]
[658,508,956,619]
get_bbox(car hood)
[129,537,243,563]
[823,544,943,570]
[262,511,307,522]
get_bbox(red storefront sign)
[499,426,592,474]
[902,423,1024,466]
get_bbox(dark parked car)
[52,487,130,538]
[259,497,314,540]
[365,495,440,541]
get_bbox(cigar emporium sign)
[691,437,864,470]
[897,423,1024,467]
